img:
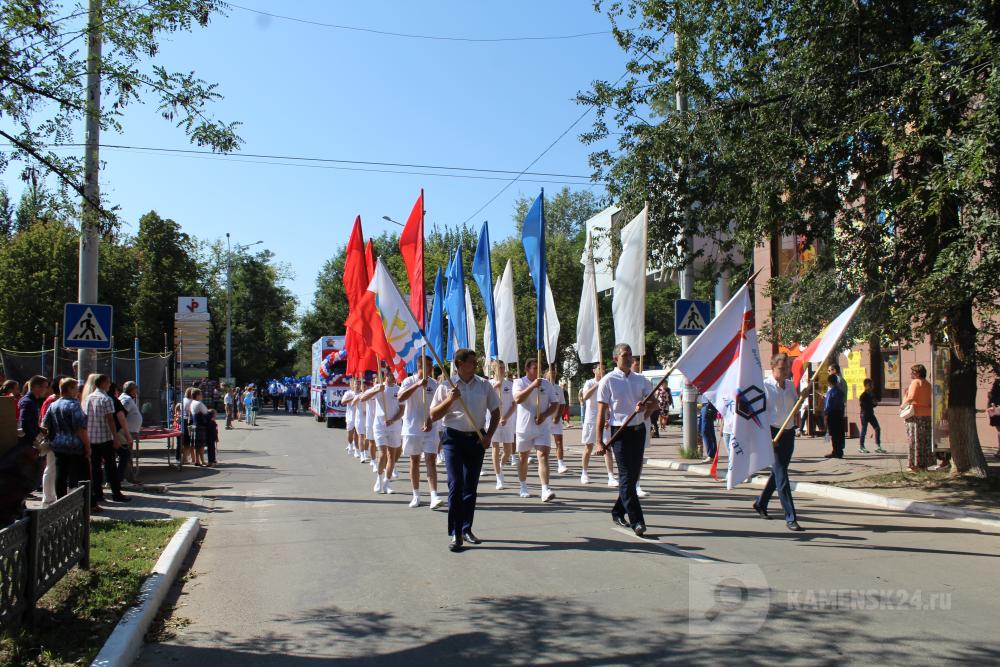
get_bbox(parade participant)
[579,363,616,486]
[546,367,569,474]
[358,378,380,468]
[487,360,516,490]
[372,370,403,494]
[399,356,443,508]
[754,352,803,531]
[512,358,561,501]
[341,380,358,455]
[429,348,500,552]
[352,379,368,461]
[596,343,657,536]
[629,357,653,498]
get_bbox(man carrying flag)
[756,352,802,531]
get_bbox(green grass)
[1,518,183,667]
[678,446,704,459]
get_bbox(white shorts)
[346,414,355,431]
[402,433,438,456]
[374,428,402,448]
[366,412,376,438]
[516,434,550,453]
[550,421,563,436]
[492,423,515,444]
[581,422,611,446]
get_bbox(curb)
[643,457,1000,531]
[91,517,201,667]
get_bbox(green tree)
[0,185,13,237]
[0,0,241,222]
[582,0,1000,476]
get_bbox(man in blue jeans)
[699,400,719,463]
[429,348,501,553]
[754,353,802,531]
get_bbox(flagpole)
[770,360,826,445]
[602,268,763,449]
[591,232,603,366]
[420,188,427,416]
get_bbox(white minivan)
[639,369,688,423]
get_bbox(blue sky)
[3,1,628,311]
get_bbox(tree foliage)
[580,0,1000,475]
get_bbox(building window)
[875,344,902,405]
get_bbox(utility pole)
[77,0,102,381]
[225,232,232,381]
[676,21,698,455]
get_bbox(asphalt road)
[135,412,1000,666]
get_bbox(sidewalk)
[634,423,1000,515]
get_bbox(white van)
[639,369,687,423]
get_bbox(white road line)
[611,525,720,564]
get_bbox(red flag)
[399,190,425,327]
[343,217,377,374]
[363,240,401,371]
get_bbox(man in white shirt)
[350,379,366,460]
[223,386,234,430]
[430,348,500,552]
[372,370,404,494]
[486,360,516,490]
[340,381,357,455]
[399,357,443,509]
[756,352,802,531]
[546,367,570,474]
[596,343,657,536]
[512,358,561,502]
[579,363,616,486]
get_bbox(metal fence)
[0,483,90,631]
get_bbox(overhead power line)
[228,3,629,42]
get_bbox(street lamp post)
[225,235,262,382]
[382,215,405,227]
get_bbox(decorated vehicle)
[310,336,348,427]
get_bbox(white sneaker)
[509,455,517,466]
[371,462,378,473]
[557,461,569,474]
[383,481,394,495]
[527,456,534,464]
[496,474,505,490]
[391,471,399,479]
[519,483,530,498]
[429,495,444,509]
[408,495,420,508]
[373,478,383,494]
[636,484,649,498]
[580,472,590,484]
[541,488,556,503]
[353,450,361,459]
[608,475,618,487]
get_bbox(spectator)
[39,374,68,506]
[181,387,195,463]
[119,382,143,485]
[223,386,234,430]
[14,376,48,512]
[827,363,849,396]
[107,383,134,486]
[206,409,220,466]
[1,379,22,420]
[822,374,846,459]
[988,378,1000,459]
[901,364,933,471]
[699,400,719,463]
[82,373,128,506]
[658,385,673,430]
[42,379,90,503]
[858,378,884,454]
[244,388,257,426]
[189,389,209,466]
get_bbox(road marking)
[611,525,720,564]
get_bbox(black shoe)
[112,495,132,503]
[752,503,771,519]
[462,530,482,545]
[632,522,647,537]
[612,514,630,528]
[822,452,836,458]
[449,535,463,552]
[786,521,804,532]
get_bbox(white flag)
[543,274,560,365]
[792,295,865,390]
[612,205,647,356]
[367,258,425,367]
[465,285,476,353]
[486,259,519,365]
[576,228,602,364]
[674,284,773,489]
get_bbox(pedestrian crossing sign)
[64,303,113,349]
[675,299,711,336]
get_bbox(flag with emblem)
[674,284,773,489]
[368,257,426,368]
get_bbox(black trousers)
[442,428,486,537]
[827,410,845,456]
[758,427,797,522]
[54,451,89,499]
[611,424,646,525]
[91,441,122,502]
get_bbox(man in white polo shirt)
[596,343,657,536]
[399,356,443,509]
[512,358,561,502]
[429,348,500,552]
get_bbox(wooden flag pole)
[603,267,764,448]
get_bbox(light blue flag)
[427,268,445,363]
[520,190,546,350]
[471,221,498,359]
[444,247,469,358]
